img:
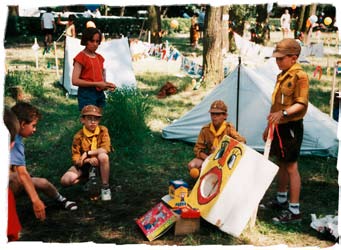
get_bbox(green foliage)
[101,87,151,156]
[5,70,45,98]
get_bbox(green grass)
[4,33,339,247]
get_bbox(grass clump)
[5,70,45,98]
[102,87,151,157]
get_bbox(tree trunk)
[297,5,306,33]
[254,4,270,45]
[221,6,229,56]
[304,4,317,45]
[148,6,162,44]
[119,7,125,17]
[203,6,224,86]
[8,6,19,16]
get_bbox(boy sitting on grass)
[187,100,246,178]
[60,105,112,201]
[9,102,77,217]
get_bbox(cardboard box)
[174,217,200,236]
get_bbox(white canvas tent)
[162,59,338,157]
[61,36,136,95]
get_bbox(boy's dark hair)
[4,107,19,143]
[68,14,76,22]
[11,102,42,124]
[81,27,102,46]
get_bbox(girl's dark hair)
[81,27,102,46]
[11,102,42,124]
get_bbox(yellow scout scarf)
[210,121,227,148]
[272,63,301,105]
[83,126,100,150]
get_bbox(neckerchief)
[272,63,302,105]
[210,121,227,148]
[83,126,100,150]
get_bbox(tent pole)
[236,56,241,130]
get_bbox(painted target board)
[187,135,279,237]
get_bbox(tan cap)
[272,38,301,58]
[81,105,102,117]
[209,100,227,113]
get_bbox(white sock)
[55,192,65,202]
[289,203,300,214]
[276,192,288,203]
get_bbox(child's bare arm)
[15,166,46,220]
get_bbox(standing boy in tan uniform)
[263,38,309,223]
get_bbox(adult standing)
[280,9,291,38]
[263,38,309,223]
[41,7,56,54]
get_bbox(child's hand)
[79,152,88,166]
[105,82,116,91]
[33,199,46,221]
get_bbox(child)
[72,27,116,111]
[9,102,77,218]
[187,100,246,177]
[57,14,76,38]
[263,38,309,223]
[60,105,112,201]
[4,107,21,241]
[190,15,200,48]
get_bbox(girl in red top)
[72,27,116,111]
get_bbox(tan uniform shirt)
[194,121,246,158]
[271,63,309,123]
[71,125,112,166]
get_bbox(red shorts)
[7,189,21,242]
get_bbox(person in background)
[9,102,78,219]
[280,9,291,38]
[57,14,76,38]
[190,14,200,49]
[72,27,116,111]
[4,107,21,242]
[41,7,56,54]
[187,100,246,177]
[263,38,309,223]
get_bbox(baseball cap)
[209,100,227,113]
[272,38,301,58]
[81,105,102,117]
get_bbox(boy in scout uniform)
[61,105,113,201]
[187,100,246,177]
[263,38,309,223]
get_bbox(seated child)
[60,105,112,201]
[188,100,246,177]
[10,102,77,216]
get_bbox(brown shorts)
[270,119,303,162]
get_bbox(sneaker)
[101,188,111,201]
[61,198,78,211]
[263,199,288,210]
[272,209,302,224]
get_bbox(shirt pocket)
[280,81,296,105]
